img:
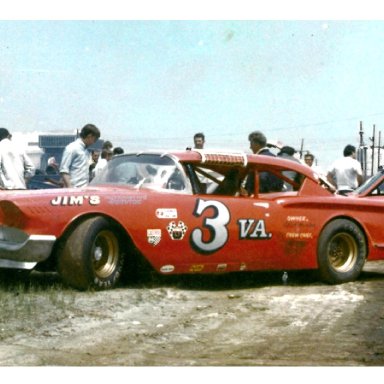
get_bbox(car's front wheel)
[317,219,366,284]
[57,217,124,290]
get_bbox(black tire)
[317,219,367,284]
[57,217,124,290]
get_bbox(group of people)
[59,125,125,187]
[0,124,364,193]
[245,131,363,194]
[0,123,125,190]
[191,130,363,195]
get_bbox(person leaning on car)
[0,127,35,189]
[60,124,101,188]
[326,144,363,193]
[241,130,283,196]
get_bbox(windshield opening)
[90,154,189,193]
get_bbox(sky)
[2,2,384,170]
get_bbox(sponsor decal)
[147,229,162,246]
[167,221,188,240]
[237,219,272,240]
[107,195,147,205]
[156,208,178,219]
[216,263,227,272]
[51,195,100,206]
[160,265,175,273]
[287,215,308,222]
[285,215,315,229]
[190,264,204,272]
[286,232,313,239]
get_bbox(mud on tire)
[317,218,367,284]
[57,217,124,290]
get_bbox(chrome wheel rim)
[92,230,119,279]
[328,232,357,272]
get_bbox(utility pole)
[371,124,376,176]
[359,121,364,147]
[378,131,382,169]
[299,138,304,159]
[358,121,368,179]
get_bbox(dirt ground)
[1,261,384,368]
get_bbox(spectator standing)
[242,131,283,195]
[278,146,300,164]
[46,156,60,175]
[89,149,100,181]
[304,153,315,168]
[45,156,63,187]
[193,133,205,149]
[326,145,363,193]
[0,128,35,189]
[277,146,301,190]
[102,140,113,151]
[60,124,101,188]
[90,149,100,167]
[304,152,325,177]
[93,148,113,178]
[112,147,124,155]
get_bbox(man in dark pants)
[243,131,283,195]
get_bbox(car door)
[187,193,285,271]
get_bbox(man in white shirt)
[93,148,112,179]
[327,145,363,193]
[0,128,35,189]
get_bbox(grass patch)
[0,271,78,340]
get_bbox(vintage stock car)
[0,149,384,290]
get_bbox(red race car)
[0,149,383,290]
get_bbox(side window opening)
[186,164,243,196]
[243,166,304,196]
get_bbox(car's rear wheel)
[317,219,366,284]
[57,217,124,290]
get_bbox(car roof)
[120,149,318,180]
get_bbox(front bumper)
[0,226,56,268]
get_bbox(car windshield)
[90,153,189,193]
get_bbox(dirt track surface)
[1,261,384,367]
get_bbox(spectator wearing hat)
[0,127,35,189]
